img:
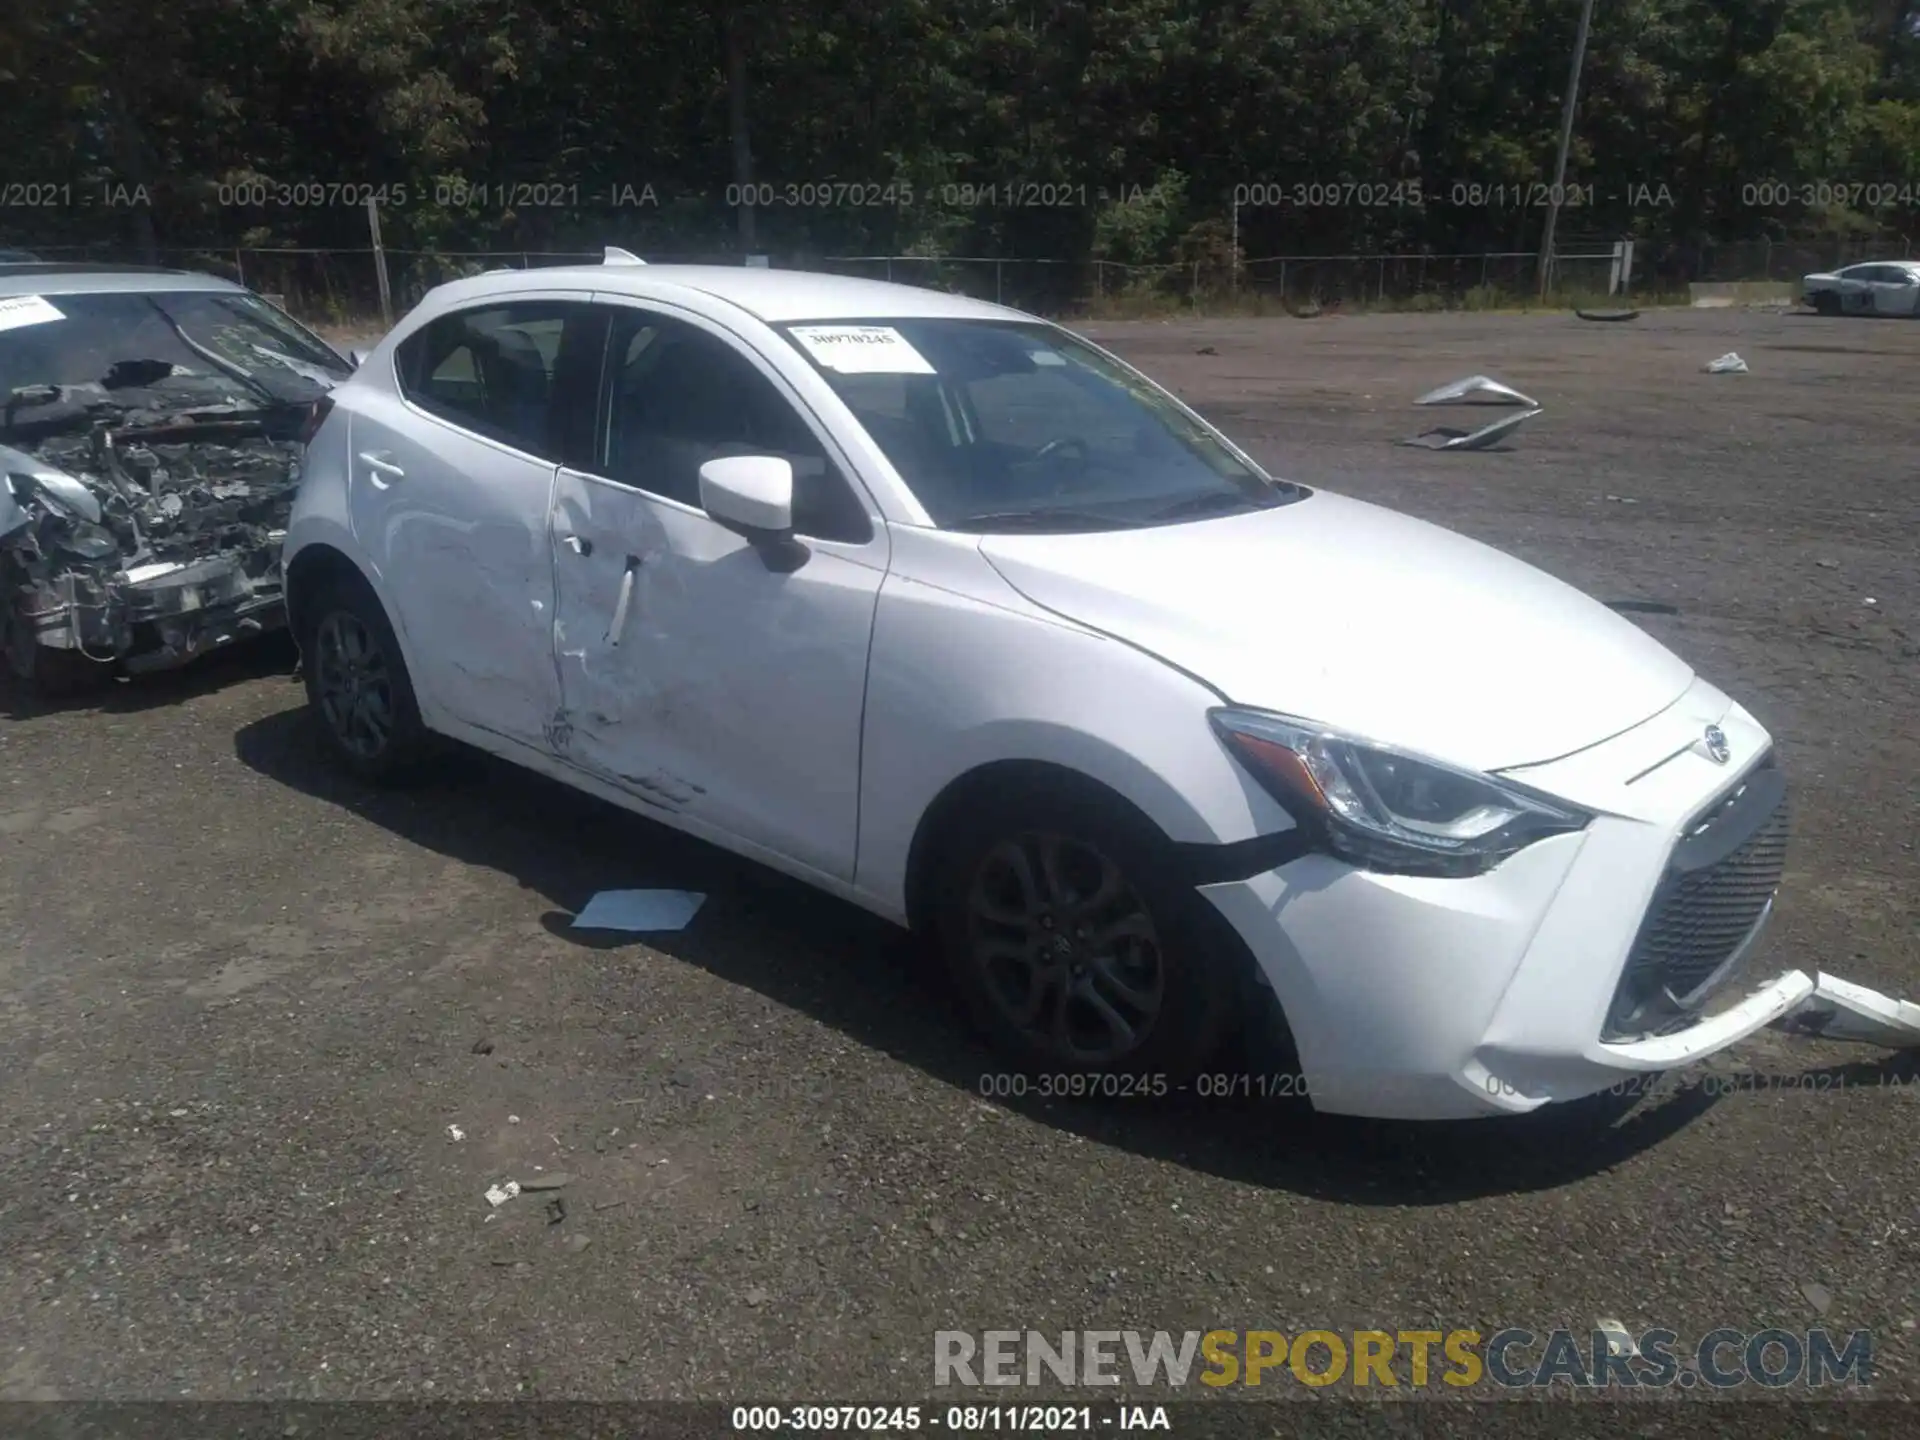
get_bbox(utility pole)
[1538,0,1597,301]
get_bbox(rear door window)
[397,302,592,461]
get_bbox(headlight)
[1210,707,1592,877]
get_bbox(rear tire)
[930,777,1245,1081]
[299,571,432,783]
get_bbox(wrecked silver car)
[0,266,354,693]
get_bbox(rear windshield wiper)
[947,506,1146,533]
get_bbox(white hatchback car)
[285,255,1875,1121]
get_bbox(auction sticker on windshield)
[791,324,935,375]
[0,295,65,333]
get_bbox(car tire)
[2,603,115,698]
[300,571,432,784]
[1813,292,1840,316]
[930,777,1245,1081]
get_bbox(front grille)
[1602,756,1788,1041]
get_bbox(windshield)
[778,318,1304,531]
[0,289,352,405]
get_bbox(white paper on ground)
[790,324,936,375]
[0,296,65,333]
[572,889,707,932]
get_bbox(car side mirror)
[699,455,809,571]
[700,455,794,535]
[349,348,370,369]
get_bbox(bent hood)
[979,490,1695,772]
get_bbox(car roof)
[423,263,1031,325]
[0,264,248,298]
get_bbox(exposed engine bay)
[0,366,312,679]
[0,278,359,689]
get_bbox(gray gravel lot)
[1,307,1916,1408]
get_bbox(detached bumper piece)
[1776,974,1920,1047]
[1402,408,1542,451]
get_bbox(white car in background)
[283,253,1920,1121]
[1801,259,1920,316]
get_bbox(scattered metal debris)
[572,889,707,932]
[484,1180,521,1208]
[1402,408,1543,452]
[1195,346,1219,356]
[1704,352,1749,374]
[562,1233,592,1254]
[446,1124,466,1142]
[1603,599,1680,616]
[1801,1282,1834,1317]
[1575,308,1640,322]
[544,1198,568,1225]
[1603,495,1640,504]
[1413,374,1537,407]
[521,1172,573,1192]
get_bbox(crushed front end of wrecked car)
[0,376,310,683]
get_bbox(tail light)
[297,396,335,446]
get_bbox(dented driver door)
[545,304,887,881]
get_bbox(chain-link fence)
[20,233,1915,323]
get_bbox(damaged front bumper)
[2,403,303,676]
[1199,682,1920,1120]
[14,545,286,673]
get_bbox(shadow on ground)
[232,704,1917,1207]
[0,631,301,720]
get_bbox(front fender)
[853,563,1295,916]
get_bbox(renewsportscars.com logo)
[933,1328,1874,1390]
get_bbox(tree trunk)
[727,15,756,251]
[106,88,160,265]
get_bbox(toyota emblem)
[1704,724,1730,764]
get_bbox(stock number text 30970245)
[975,1072,1311,1101]
[731,1405,1105,1431]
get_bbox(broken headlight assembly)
[1210,707,1592,877]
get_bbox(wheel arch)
[284,541,373,650]
[283,540,428,705]
[903,760,1156,936]
[900,755,1307,938]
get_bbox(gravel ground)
[2,307,1916,1413]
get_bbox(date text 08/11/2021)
[973,1072,1311,1101]
[730,1405,1170,1432]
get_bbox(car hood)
[977,490,1696,773]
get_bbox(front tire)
[931,779,1243,1080]
[300,572,431,783]
[1812,291,1840,316]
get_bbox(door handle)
[561,534,593,557]
[606,555,640,648]
[357,451,405,488]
